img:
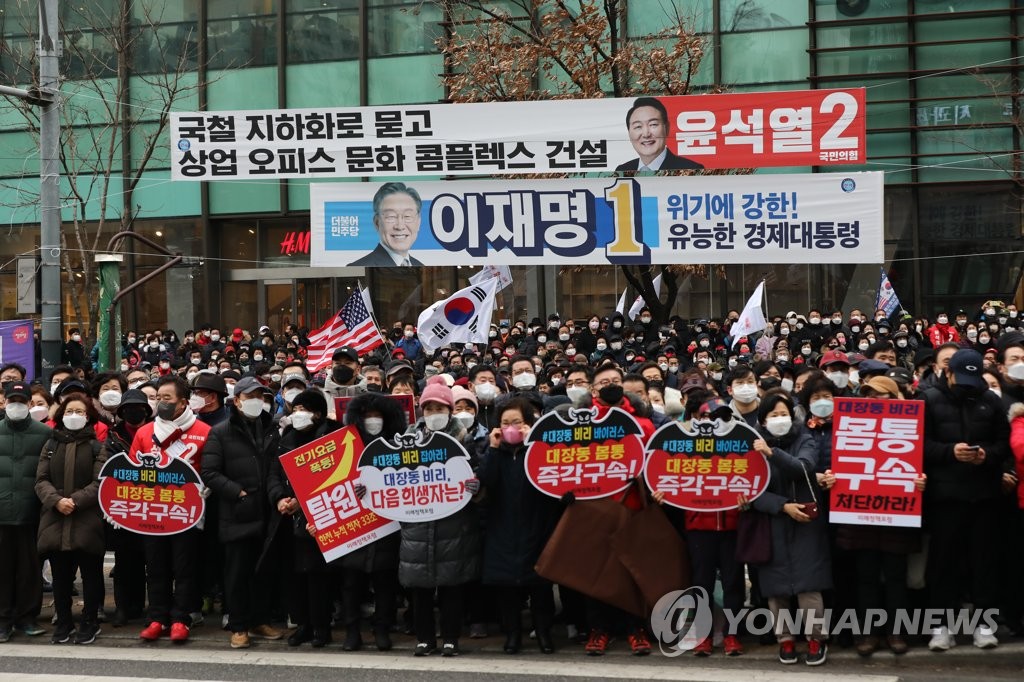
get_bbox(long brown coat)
[35,426,107,556]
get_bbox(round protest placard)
[99,451,205,535]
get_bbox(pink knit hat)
[419,375,453,408]
[451,385,478,410]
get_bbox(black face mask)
[121,406,149,426]
[366,382,382,393]
[156,401,179,421]
[332,365,355,385]
[951,384,983,401]
[598,384,624,405]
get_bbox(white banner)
[308,173,884,267]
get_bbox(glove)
[465,478,480,495]
[354,483,367,500]
[560,491,576,506]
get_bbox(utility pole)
[38,0,63,373]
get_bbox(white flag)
[417,276,499,353]
[731,281,767,349]
[615,288,629,315]
[628,274,662,320]
[470,264,512,292]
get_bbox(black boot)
[288,625,312,647]
[504,631,522,654]
[343,624,363,651]
[537,629,555,654]
[312,628,332,648]
[374,626,393,652]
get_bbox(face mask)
[502,424,525,445]
[999,317,1008,325]
[253,354,263,362]
[832,317,842,325]
[240,398,264,419]
[967,330,977,340]
[640,316,652,324]
[979,335,991,345]
[120,405,148,425]
[857,341,869,351]
[72,334,82,342]
[62,413,87,431]
[596,343,607,351]
[986,308,996,317]
[1008,362,1024,381]
[780,378,794,392]
[731,384,758,404]
[827,371,850,389]
[190,358,202,366]
[537,335,547,344]
[848,369,860,386]
[780,328,790,336]
[711,371,723,381]
[613,321,622,329]
[156,400,179,421]
[658,362,668,372]
[611,342,623,351]
[332,365,355,385]
[700,340,709,348]
[809,398,834,418]
[796,322,805,330]
[188,395,207,412]
[937,316,948,325]
[363,417,384,436]
[765,415,792,437]
[533,364,543,374]
[559,333,570,342]
[512,372,536,390]
[291,411,315,431]
[5,402,29,421]
[120,363,130,372]
[1010,311,1019,318]
[801,347,812,356]
[210,334,221,342]
[567,386,589,405]
[474,382,498,403]
[809,317,820,325]
[897,339,908,348]
[652,403,665,414]
[489,330,498,338]
[776,354,790,363]
[284,388,302,404]
[424,413,450,432]
[270,373,283,383]
[728,358,739,368]
[598,384,624,405]
[551,376,562,386]
[668,364,679,373]
[453,411,475,429]
[99,390,122,408]
[565,348,576,357]
[30,404,50,421]
[589,321,599,331]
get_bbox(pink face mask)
[501,425,525,445]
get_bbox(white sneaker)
[567,624,579,640]
[973,625,998,649]
[928,626,955,652]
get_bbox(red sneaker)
[140,621,166,641]
[169,622,190,643]
[585,629,609,656]
[723,634,744,656]
[628,628,651,656]
[692,636,713,656]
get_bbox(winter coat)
[1009,403,1024,510]
[478,443,561,585]
[750,426,832,598]
[201,410,280,543]
[0,416,53,525]
[35,426,107,556]
[921,379,1011,503]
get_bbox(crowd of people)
[1,299,1023,666]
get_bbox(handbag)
[535,486,646,617]
[734,510,772,565]
[610,493,691,612]
[798,463,820,520]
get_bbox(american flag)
[305,288,383,372]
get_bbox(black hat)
[117,389,152,418]
[191,371,227,396]
[332,346,359,363]
[948,349,984,389]
[234,376,273,397]
[292,389,327,416]
[54,379,88,401]
[857,359,889,378]
[885,367,913,386]
[4,381,31,400]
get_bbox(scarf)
[153,406,197,447]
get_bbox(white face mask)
[512,372,536,390]
[284,388,302,404]
[589,321,599,331]
[474,382,498,402]
[809,398,834,418]
[848,369,860,386]
[62,413,88,431]
[129,380,145,390]
[5,402,29,421]
[424,413,450,432]
[711,371,723,381]
[896,339,908,348]
[1008,362,1024,381]
[262,402,272,414]
[611,342,623,350]
[827,371,850,389]
[651,403,665,414]
[364,417,384,436]
[559,333,570,342]
[226,384,236,398]
[290,410,315,431]
[50,383,61,396]
[731,384,758,404]
[240,398,264,418]
[937,316,948,325]
[765,415,792,437]
[99,390,123,408]
[989,387,1002,398]
[30,404,50,422]
[453,411,475,429]
[640,316,652,324]
[188,395,207,412]
[566,385,590,405]
[596,343,607,351]
[780,378,794,393]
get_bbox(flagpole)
[359,281,392,361]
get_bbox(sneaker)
[414,642,435,657]
[230,631,250,649]
[585,629,609,656]
[566,624,579,641]
[806,638,827,666]
[628,628,651,656]
[0,626,12,643]
[469,623,487,639]
[51,626,74,644]
[75,623,100,645]
[17,622,46,637]
[973,626,998,649]
[692,637,712,656]
[169,622,190,643]
[250,624,284,640]
[221,614,230,630]
[723,634,744,656]
[139,621,166,641]
[778,640,797,664]
[928,626,955,652]
[190,612,204,627]
[441,641,460,657]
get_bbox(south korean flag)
[416,275,500,353]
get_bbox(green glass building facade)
[1,0,1022,335]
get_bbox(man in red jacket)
[130,375,211,644]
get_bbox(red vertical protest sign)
[829,397,924,528]
[279,425,399,562]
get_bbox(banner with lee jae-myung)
[309,172,883,267]
[169,88,865,179]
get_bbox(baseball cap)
[885,367,913,386]
[4,381,31,400]
[698,398,732,419]
[860,376,900,398]
[234,376,273,397]
[680,376,706,394]
[818,350,850,369]
[947,349,985,389]
[332,347,359,363]
[857,359,890,378]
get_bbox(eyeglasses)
[593,378,622,388]
[380,211,419,226]
[565,379,590,388]
[500,419,525,428]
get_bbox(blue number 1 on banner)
[604,179,651,264]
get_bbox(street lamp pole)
[38,0,63,373]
